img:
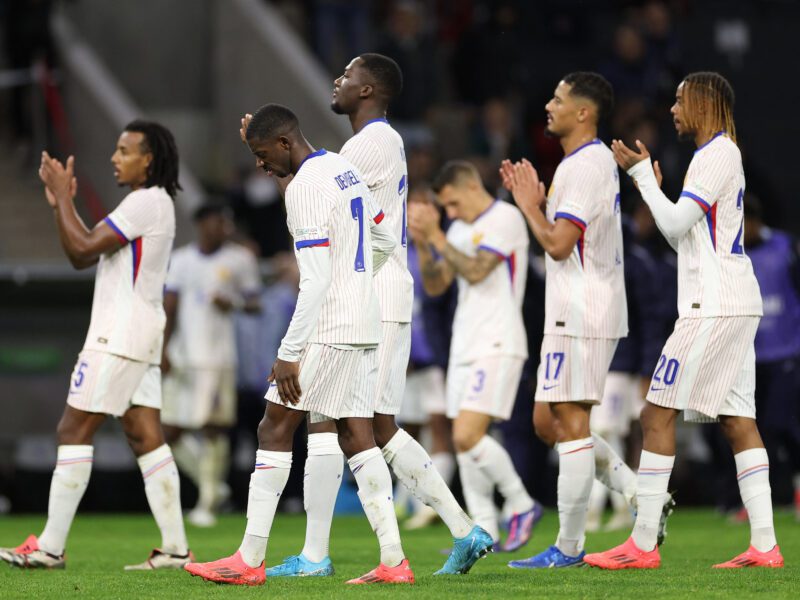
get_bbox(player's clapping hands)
[500,158,546,218]
[269,358,302,406]
[39,152,78,208]
[610,139,663,188]
[407,200,443,245]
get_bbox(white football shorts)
[645,316,759,423]
[161,367,237,428]
[446,355,524,421]
[66,349,160,417]
[374,321,411,416]
[534,335,618,404]
[266,343,377,423]
[397,365,447,425]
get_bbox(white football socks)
[195,436,220,512]
[592,432,636,506]
[38,445,94,556]
[239,450,292,567]
[349,447,404,567]
[137,444,188,556]
[734,447,777,552]
[170,433,201,486]
[632,450,674,552]
[301,433,343,562]
[382,428,473,538]
[555,437,595,556]
[456,446,499,541]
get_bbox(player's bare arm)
[408,201,454,295]
[39,152,122,269]
[269,358,302,406]
[501,159,581,261]
[161,290,179,374]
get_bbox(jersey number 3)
[351,197,365,272]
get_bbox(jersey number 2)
[351,197,365,272]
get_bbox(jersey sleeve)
[104,189,156,243]
[679,147,730,213]
[553,161,604,232]
[285,182,333,251]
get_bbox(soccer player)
[266,53,490,578]
[161,203,262,528]
[0,121,190,570]
[408,161,540,551]
[184,103,412,586]
[584,72,783,569]
[500,72,629,568]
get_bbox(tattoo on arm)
[439,244,501,284]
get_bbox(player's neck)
[560,128,598,157]
[290,139,317,174]
[466,193,495,223]
[694,129,718,148]
[350,107,387,134]
[198,241,223,255]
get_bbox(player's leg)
[190,369,237,526]
[337,415,414,584]
[296,418,341,569]
[34,406,105,564]
[549,401,595,559]
[121,403,190,565]
[161,367,205,489]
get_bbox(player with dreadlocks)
[584,73,783,569]
[0,120,192,571]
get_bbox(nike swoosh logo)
[543,384,560,390]
[650,386,665,391]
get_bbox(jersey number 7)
[351,197,365,272]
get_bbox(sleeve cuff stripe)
[295,238,330,250]
[554,211,587,231]
[104,217,129,243]
[373,210,385,224]
[680,190,711,212]
[477,244,507,259]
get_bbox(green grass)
[0,510,797,599]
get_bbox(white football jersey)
[340,118,413,323]
[85,186,176,364]
[446,200,529,364]
[165,242,261,369]
[285,149,382,345]
[677,133,762,317]
[544,139,628,339]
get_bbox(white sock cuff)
[463,435,492,461]
[557,437,594,456]
[639,450,675,471]
[734,447,769,478]
[381,428,413,463]
[56,445,94,463]
[308,433,343,456]
[348,446,382,472]
[137,444,174,473]
[255,449,292,470]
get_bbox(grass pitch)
[0,509,797,599]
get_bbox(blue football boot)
[265,554,334,577]
[508,545,585,569]
[434,525,494,575]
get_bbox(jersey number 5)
[351,197,365,272]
